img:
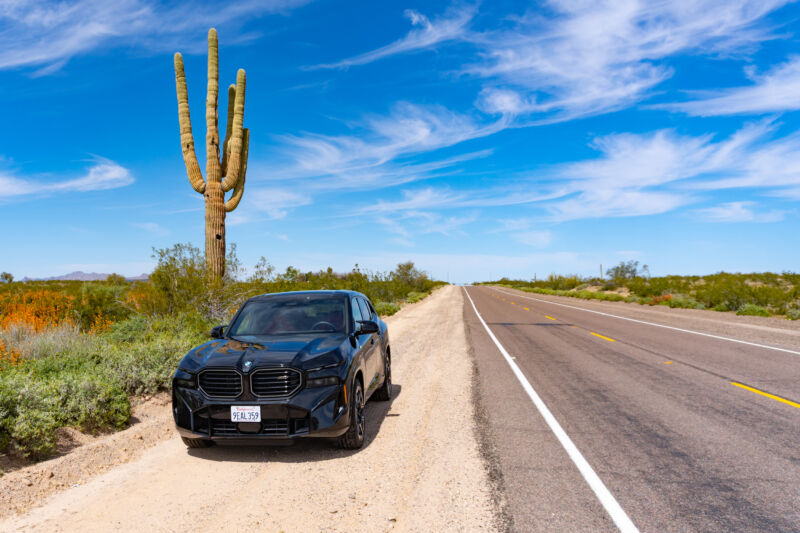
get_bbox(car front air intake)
[250,368,302,398]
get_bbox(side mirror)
[356,320,379,335]
[210,325,227,339]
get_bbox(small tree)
[0,272,13,283]
[607,260,640,282]
[106,273,127,284]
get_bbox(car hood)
[178,334,348,373]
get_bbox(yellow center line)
[544,315,556,321]
[511,301,516,305]
[523,307,530,311]
[590,332,616,342]
[731,382,800,409]
[664,361,673,365]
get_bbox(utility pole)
[600,264,603,280]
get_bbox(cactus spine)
[174,28,248,278]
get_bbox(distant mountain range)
[21,271,149,282]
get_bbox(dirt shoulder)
[492,285,800,351]
[1,285,499,532]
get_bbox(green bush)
[405,291,427,304]
[374,301,401,316]
[0,370,130,459]
[786,308,800,320]
[736,304,771,317]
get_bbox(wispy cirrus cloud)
[267,102,506,190]
[353,119,800,222]
[694,201,788,222]
[309,4,476,70]
[652,57,800,116]
[314,1,789,122]
[472,0,791,121]
[0,158,133,198]
[543,119,800,220]
[228,187,312,225]
[0,0,311,74]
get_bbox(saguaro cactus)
[174,28,249,278]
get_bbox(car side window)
[366,300,376,317]
[357,298,372,321]
[351,297,363,324]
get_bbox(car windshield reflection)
[227,295,347,336]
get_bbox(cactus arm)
[206,28,221,184]
[221,84,236,178]
[221,69,246,192]
[174,52,205,194]
[225,128,249,212]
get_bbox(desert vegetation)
[484,261,800,320]
[0,244,442,462]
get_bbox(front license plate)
[231,406,261,422]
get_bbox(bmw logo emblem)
[244,361,252,369]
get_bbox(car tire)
[335,379,365,449]
[373,352,392,401]
[181,437,214,449]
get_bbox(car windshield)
[227,295,347,336]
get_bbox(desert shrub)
[106,314,150,344]
[374,301,401,316]
[0,369,129,459]
[667,295,705,309]
[405,291,427,303]
[786,308,800,320]
[736,304,771,317]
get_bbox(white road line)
[463,287,639,533]
[491,287,800,357]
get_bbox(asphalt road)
[463,285,800,532]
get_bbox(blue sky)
[1,0,799,283]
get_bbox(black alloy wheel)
[335,379,366,449]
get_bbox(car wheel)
[335,379,365,449]
[373,352,392,401]
[181,436,214,449]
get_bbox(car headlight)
[174,369,196,388]
[306,376,340,388]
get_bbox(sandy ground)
[0,286,499,533]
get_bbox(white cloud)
[516,230,553,248]
[310,5,476,69]
[0,158,133,198]
[268,103,505,190]
[0,0,311,73]
[540,119,800,220]
[353,119,800,222]
[694,201,787,222]
[654,57,800,116]
[468,0,789,121]
[241,188,312,220]
[309,1,787,122]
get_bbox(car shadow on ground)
[186,383,402,463]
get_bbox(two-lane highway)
[463,285,800,532]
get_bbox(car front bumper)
[172,383,350,442]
